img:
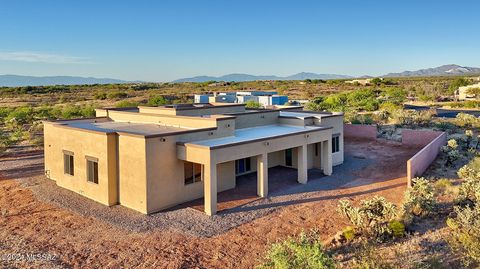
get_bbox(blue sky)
[0,0,479,81]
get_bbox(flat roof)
[279,111,343,119]
[58,120,197,136]
[138,102,245,111]
[183,124,330,149]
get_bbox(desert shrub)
[381,87,407,105]
[341,226,356,241]
[402,178,436,223]
[94,91,107,100]
[457,165,480,204]
[390,109,435,127]
[106,91,128,99]
[388,220,405,238]
[0,107,14,121]
[379,102,401,113]
[433,121,457,132]
[4,107,35,127]
[146,95,169,106]
[448,77,471,94]
[258,231,335,269]
[449,100,480,109]
[455,113,480,128]
[346,242,395,269]
[245,100,262,109]
[441,139,460,166]
[24,121,44,146]
[446,203,480,267]
[338,196,397,238]
[434,178,454,194]
[115,100,139,108]
[347,114,374,125]
[0,131,12,154]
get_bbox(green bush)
[245,100,262,109]
[115,100,139,108]
[347,114,374,125]
[146,95,169,106]
[5,107,35,126]
[338,196,397,238]
[447,203,480,267]
[258,231,335,269]
[106,91,128,99]
[341,226,356,241]
[94,91,107,100]
[448,78,471,95]
[387,220,405,238]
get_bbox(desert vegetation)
[1,75,479,268]
[257,126,480,268]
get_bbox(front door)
[235,157,252,175]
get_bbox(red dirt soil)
[0,140,418,268]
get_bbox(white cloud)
[0,51,93,64]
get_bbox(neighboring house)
[43,103,343,215]
[194,91,288,106]
[456,83,480,100]
[345,78,373,85]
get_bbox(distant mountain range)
[0,74,127,87]
[172,72,353,83]
[383,64,480,77]
[173,65,480,82]
[1,64,479,86]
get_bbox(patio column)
[322,140,333,176]
[297,144,308,184]
[257,153,268,197]
[204,160,217,216]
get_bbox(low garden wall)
[402,129,445,147]
[406,131,447,186]
[343,124,377,140]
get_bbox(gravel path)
[5,149,372,237]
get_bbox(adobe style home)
[43,103,344,215]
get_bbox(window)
[332,135,340,153]
[315,143,319,156]
[285,148,293,167]
[184,161,202,185]
[235,157,252,174]
[86,157,99,184]
[63,151,74,176]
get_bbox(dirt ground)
[0,139,419,269]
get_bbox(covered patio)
[177,124,333,215]
[183,166,326,212]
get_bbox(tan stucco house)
[43,103,344,215]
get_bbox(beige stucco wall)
[117,134,148,213]
[43,123,118,206]
[144,136,236,213]
[107,110,223,129]
[182,128,333,166]
[44,107,344,215]
[138,105,245,117]
[315,116,344,165]
[234,111,280,129]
